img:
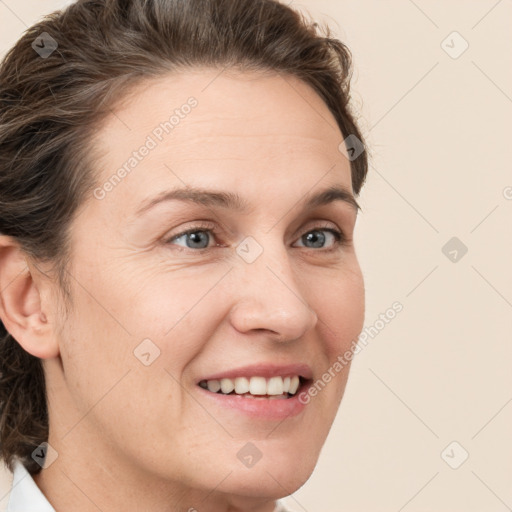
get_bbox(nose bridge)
[229,235,318,341]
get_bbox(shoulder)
[0,460,14,512]
[274,501,299,512]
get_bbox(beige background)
[1,1,511,511]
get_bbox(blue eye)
[165,224,348,252]
[295,228,345,249]
[171,229,213,250]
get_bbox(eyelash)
[164,221,349,253]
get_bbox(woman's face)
[48,69,365,504]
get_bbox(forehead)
[87,68,352,215]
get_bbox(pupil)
[188,231,209,248]
[305,231,325,248]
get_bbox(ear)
[0,235,60,359]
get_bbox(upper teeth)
[201,375,301,396]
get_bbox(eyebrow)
[135,185,360,217]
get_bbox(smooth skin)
[0,68,365,512]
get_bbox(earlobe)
[0,235,60,359]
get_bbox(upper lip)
[197,363,313,383]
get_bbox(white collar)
[7,459,55,512]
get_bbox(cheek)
[315,264,365,358]
[56,302,131,415]
[120,266,230,361]
[56,290,184,449]
[300,266,364,428]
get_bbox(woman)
[0,0,368,510]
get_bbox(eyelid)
[293,222,349,249]
[163,220,218,245]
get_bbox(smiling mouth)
[198,375,308,399]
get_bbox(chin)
[230,470,313,500]
[221,448,319,499]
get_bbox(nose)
[228,243,318,343]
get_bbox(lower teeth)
[244,393,289,400]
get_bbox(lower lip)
[196,383,310,420]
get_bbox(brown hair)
[0,0,368,475]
